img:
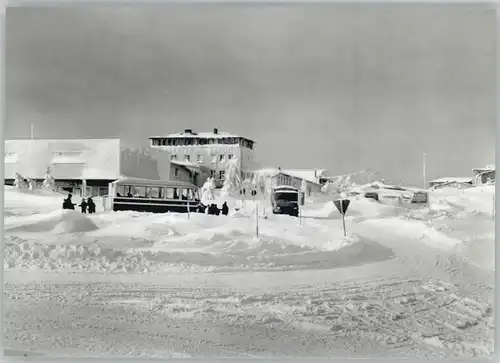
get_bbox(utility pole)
[30,124,34,177]
[422,152,427,189]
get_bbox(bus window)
[181,189,189,200]
[117,185,132,197]
[166,187,180,199]
[149,187,164,199]
[133,186,147,198]
[187,189,194,200]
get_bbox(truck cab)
[271,186,299,217]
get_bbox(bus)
[271,185,299,217]
[104,177,201,213]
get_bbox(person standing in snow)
[221,202,229,216]
[87,197,96,214]
[79,198,88,214]
[63,194,76,210]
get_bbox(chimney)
[184,128,193,134]
[213,128,218,135]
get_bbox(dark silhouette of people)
[79,198,88,214]
[62,194,76,210]
[197,203,206,214]
[87,197,96,214]
[221,202,229,216]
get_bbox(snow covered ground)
[3,184,495,358]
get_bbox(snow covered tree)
[26,177,35,190]
[201,177,216,205]
[220,158,242,199]
[42,166,56,191]
[13,172,25,188]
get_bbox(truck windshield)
[274,192,298,202]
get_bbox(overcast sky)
[6,5,496,186]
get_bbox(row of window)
[171,153,235,163]
[277,175,294,186]
[116,185,200,200]
[173,168,226,180]
[151,137,254,150]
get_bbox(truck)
[271,185,300,217]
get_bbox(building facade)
[252,168,324,196]
[428,177,474,189]
[4,139,171,197]
[149,128,257,187]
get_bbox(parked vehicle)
[364,192,379,201]
[105,177,201,213]
[271,186,299,217]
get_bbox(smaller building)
[472,167,495,185]
[5,138,171,197]
[169,160,212,187]
[428,177,473,189]
[252,168,324,196]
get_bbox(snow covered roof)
[150,131,255,142]
[280,169,328,183]
[112,176,196,188]
[171,160,211,172]
[252,168,323,186]
[429,177,473,184]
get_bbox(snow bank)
[3,185,494,275]
[5,210,99,234]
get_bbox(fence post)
[256,204,259,238]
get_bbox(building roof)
[149,131,255,143]
[171,160,211,172]
[280,169,328,183]
[112,176,196,188]
[253,168,323,186]
[429,177,473,184]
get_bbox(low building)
[472,167,495,185]
[279,169,330,185]
[169,160,212,187]
[4,138,171,197]
[252,168,324,196]
[428,177,474,189]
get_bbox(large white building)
[4,138,171,197]
[149,128,257,187]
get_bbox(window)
[117,185,133,197]
[210,170,216,178]
[181,188,189,200]
[51,151,85,164]
[219,170,225,180]
[4,152,18,163]
[187,189,195,200]
[211,154,217,163]
[133,186,148,198]
[219,154,225,162]
[171,154,177,160]
[184,155,191,162]
[174,168,179,177]
[197,154,203,163]
[228,154,233,160]
[149,187,164,199]
[166,187,180,199]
